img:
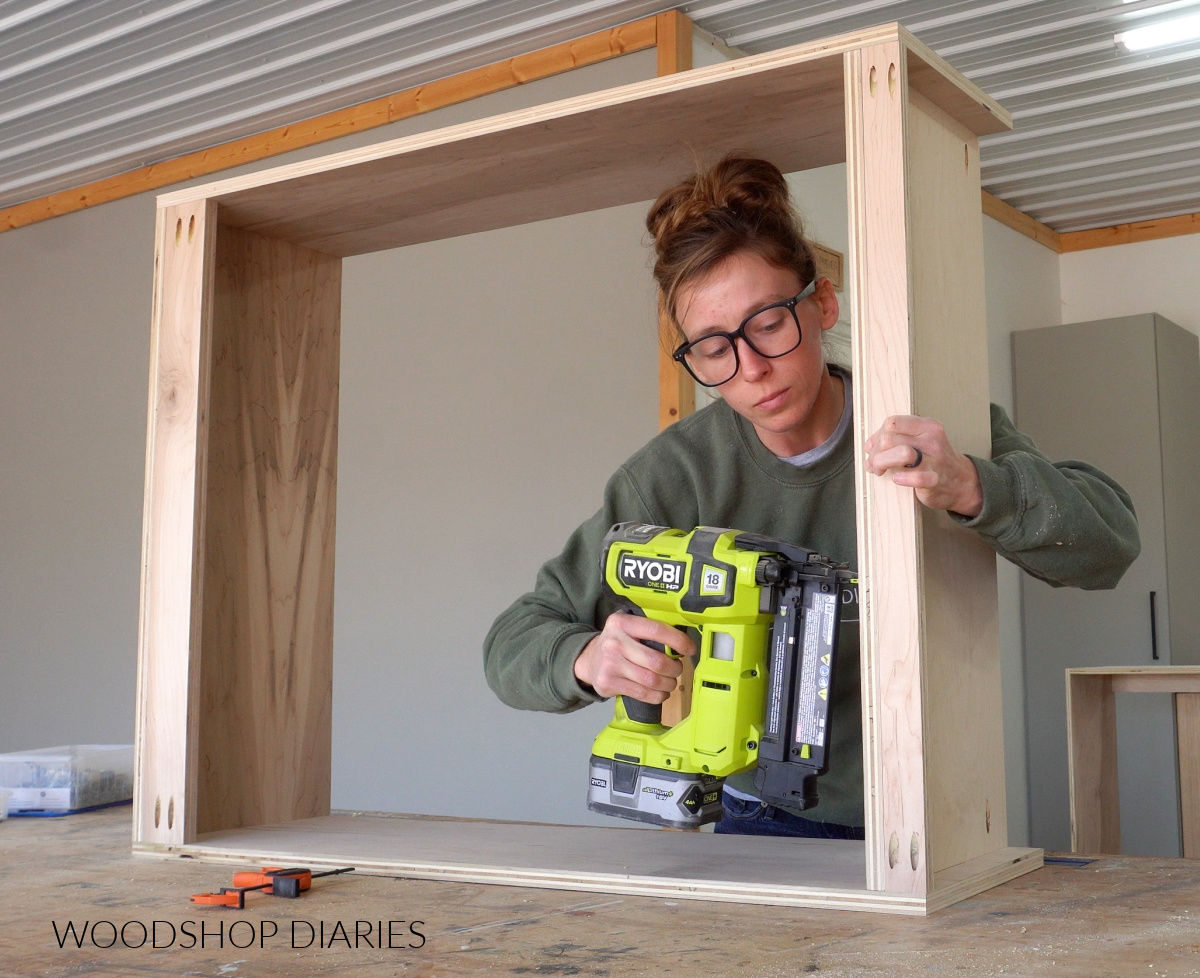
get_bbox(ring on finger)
[904,447,923,468]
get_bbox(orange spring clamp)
[190,866,354,909]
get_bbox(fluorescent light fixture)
[1116,11,1200,51]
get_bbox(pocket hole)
[187,215,195,242]
[154,797,161,828]
[167,797,175,830]
[888,831,899,869]
[174,219,182,244]
[986,800,992,833]
[964,144,970,171]
[888,62,897,94]
[910,832,921,871]
[869,65,877,95]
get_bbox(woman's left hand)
[864,415,984,518]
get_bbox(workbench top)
[1,806,1197,977]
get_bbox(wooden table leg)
[1067,673,1120,854]
[1176,693,1200,859]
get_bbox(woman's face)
[675,250,841,457]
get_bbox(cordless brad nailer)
[587,523,855,829]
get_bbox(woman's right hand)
[573,612,694,702]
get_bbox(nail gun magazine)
[587,522,857,829]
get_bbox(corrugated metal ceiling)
[2,0,1199,232]
[690,0,1200,231]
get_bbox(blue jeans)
[714,793,865,840]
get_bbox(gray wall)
[0,49,659,766]
[333,203,659,824]
[0,38,1064,838]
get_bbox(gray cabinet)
[1014,314,1200,856]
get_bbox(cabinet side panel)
[134,200,218,845]
[846,43,930,895]
[906,90,1005,873]
[197,226,340,833]
[1155,317,1200,667]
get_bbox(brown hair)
[646,155,817,343]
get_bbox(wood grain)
[1067,672,1120,854]
[846,40,929,896]
[1178,693,1200,859]
[660,655,695,728]
[1114,674,1200,693]
[0,18,658,233]
[131,810,1036,914]
[982,191,1063,252]
[134,200,218,846]
[157,23,1006,255]
[900,27,1012,137]
[133,21,1032,910]
[655,10,693,80]
[907,89,1006,877]
[196,226,341,834]
[178,64,847,257]
[654,10,697,436]
[1060,209,1200,252]
[1073,666,1200,694]
[13,808,1191,978]
[1066,667,1200,857]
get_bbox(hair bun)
[646,156,794,249]
[707,156,792,220]
[645,154,816,332]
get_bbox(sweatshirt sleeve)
[950,403,1140,590]
[483,466,657,713]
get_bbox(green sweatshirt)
[483,386,1140,826]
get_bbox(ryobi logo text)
[617,553,686,592]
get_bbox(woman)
[483,155,1139,839]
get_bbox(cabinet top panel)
[157,22,1009,257]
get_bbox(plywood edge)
[1070,667,1200,695]
[899,27,1012,136]
[156,23,905,210]
[927,846,1043,912]
[132,209,172,844]
[132,840,928,914]
[982,191,1064,253]
[843,43,886,892]
[133,199,220,846]
[845,38,933,896]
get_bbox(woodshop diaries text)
[51,919,426,949]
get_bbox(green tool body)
[586,523,855,829]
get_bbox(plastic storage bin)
[0,745,134,814]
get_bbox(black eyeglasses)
[671,279,816,387]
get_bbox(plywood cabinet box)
[133,22,1040,914]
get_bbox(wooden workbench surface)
[1,807,1197,977]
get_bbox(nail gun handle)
[624,632,666,724]
[611,605,670,725]
[622,693,663,725]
